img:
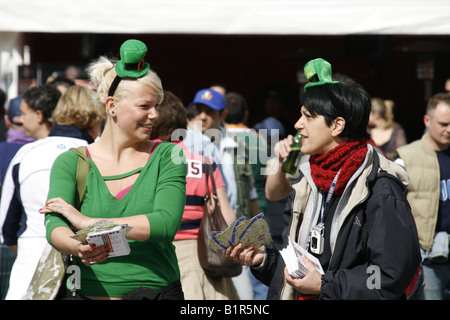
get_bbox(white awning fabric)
[0,0,449,35]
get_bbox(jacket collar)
[296,144,409,255]
[48,125,94,144]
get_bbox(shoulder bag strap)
[69,146,91,209]
[204,163,218,214]
[207,163,218,194]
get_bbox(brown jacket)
[396,134,440,251]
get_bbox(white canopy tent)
[0,0,449,99]
[1,0,449,35]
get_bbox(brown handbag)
[197,164,242,278]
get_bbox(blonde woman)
[40,40,187,300]
[368,98,407,160]
[49,85,104,141]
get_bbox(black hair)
[186,105,195,121]
[0,88,5,116]
[301,81,371,140]
[48,76,76,90]
[225,92,247,124]
[23,85,61,125]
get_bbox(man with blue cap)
[190,88,227,136]
[187,88,259,300]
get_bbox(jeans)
[232,266,254,300]
[422,259,450,300]
[250,271,269,300]
[420,239,450,300]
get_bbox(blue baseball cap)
[191,88,225,111]
[8,94,24,126]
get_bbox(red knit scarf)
[309,138,371,195]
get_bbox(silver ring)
[89,258,95,265]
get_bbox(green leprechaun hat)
[108,39,150,96]
[304,58,339,91]
[115,39,150,78]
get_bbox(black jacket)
[252,148,421,300]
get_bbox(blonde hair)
[371,97,395,128]
[86,56,164,114]
[50,85,104,131]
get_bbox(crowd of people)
[0,39,449,300]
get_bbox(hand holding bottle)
[274,134,294,161]
[266,131,302,201]
[281,131,302,175]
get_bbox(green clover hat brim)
[115,61,150,78]
[115,39,150,78]
[304,58,338,91]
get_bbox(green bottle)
[281,131,302,175]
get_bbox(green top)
[45,142,186,297]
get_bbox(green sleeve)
[44,150,79,245]
[146,143,187,241]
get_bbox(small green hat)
[304,58,339,91]
[115,39,150,78]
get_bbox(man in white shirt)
[1,84,101,300]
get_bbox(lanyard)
[317,170,341,227]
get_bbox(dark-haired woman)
[227,58,421,300]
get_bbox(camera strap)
[306,170,341,254]
[317,169,341,227]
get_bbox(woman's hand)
[284,255,322,295]
[274,135,294,162]
[76,242,110,267]
[225,243,265,267]
[39,197,94,230]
